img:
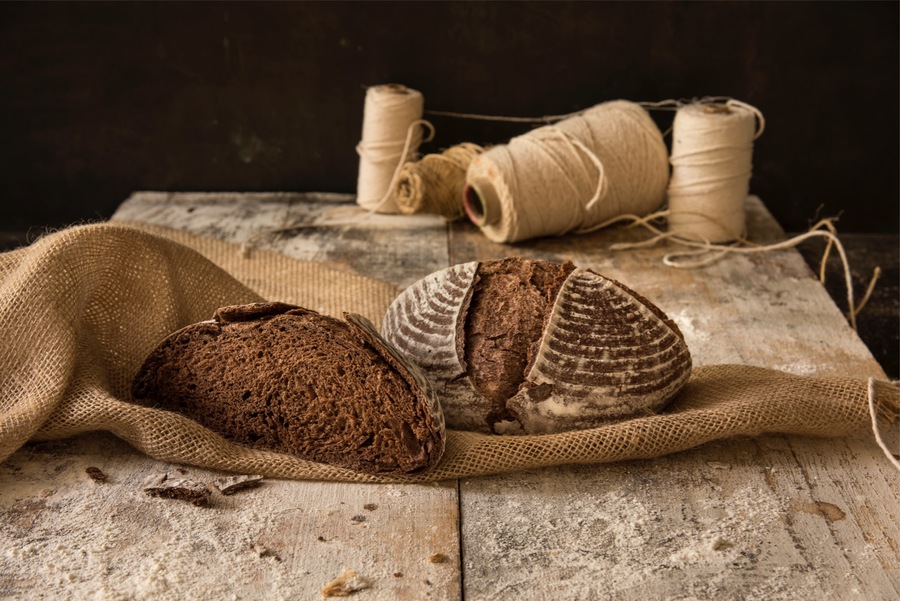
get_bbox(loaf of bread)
[382,258,692,434]
[131,302,445,475]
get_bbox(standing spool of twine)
[666,99,764,242]
[394,143,484,220]
[463,100,669,243]
[356,84,432,213]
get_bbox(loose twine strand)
[869,377,900,472]
[591,211,881,332]
[424,108,583,124]
[426,96,766,137]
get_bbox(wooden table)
[2,192,897,600]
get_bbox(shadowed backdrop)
[0,1,896,234]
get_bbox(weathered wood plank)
[114,191,449,288]
[449,196,899,600]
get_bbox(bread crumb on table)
[250,543,282,562]
[142,473,211,507]
[321,568,372,597]
[212,474,264,495]
[85,467,108,482]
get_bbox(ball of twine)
[463,100,669,243]
[356,84,432,213]
[666,99,764,242]
[394,143,484,220]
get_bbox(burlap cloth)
[1,222,897,483]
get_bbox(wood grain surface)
[1,192,896,600]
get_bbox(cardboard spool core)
[463,180,500,227]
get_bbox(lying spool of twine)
[356,84,433,213]
[666,99,764,242]
[394,142,484,220]
[463,100,669,243]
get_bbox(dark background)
[0,1,897,234]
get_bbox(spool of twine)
[394,143,484,220]
[463,100,669,243]
[666,99,764,242]
[356,84,431,213]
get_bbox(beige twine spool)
[463,100,669,243]
[667,99,764,242]
[355,84,433,213]
[394,142,484,220]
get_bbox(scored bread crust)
[131,302,445,475]
[382,258,692,434]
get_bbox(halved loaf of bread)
[131,302,445,475]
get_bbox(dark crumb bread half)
[131,302,445,476]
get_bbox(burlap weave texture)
[0,222,896,483]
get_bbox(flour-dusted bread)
[131,302,445,475]
[382,258,692,434]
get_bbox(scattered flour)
[0,436,458,600]
[669,310,711,345]
[460,460,834,600]
[772,363,821,376]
